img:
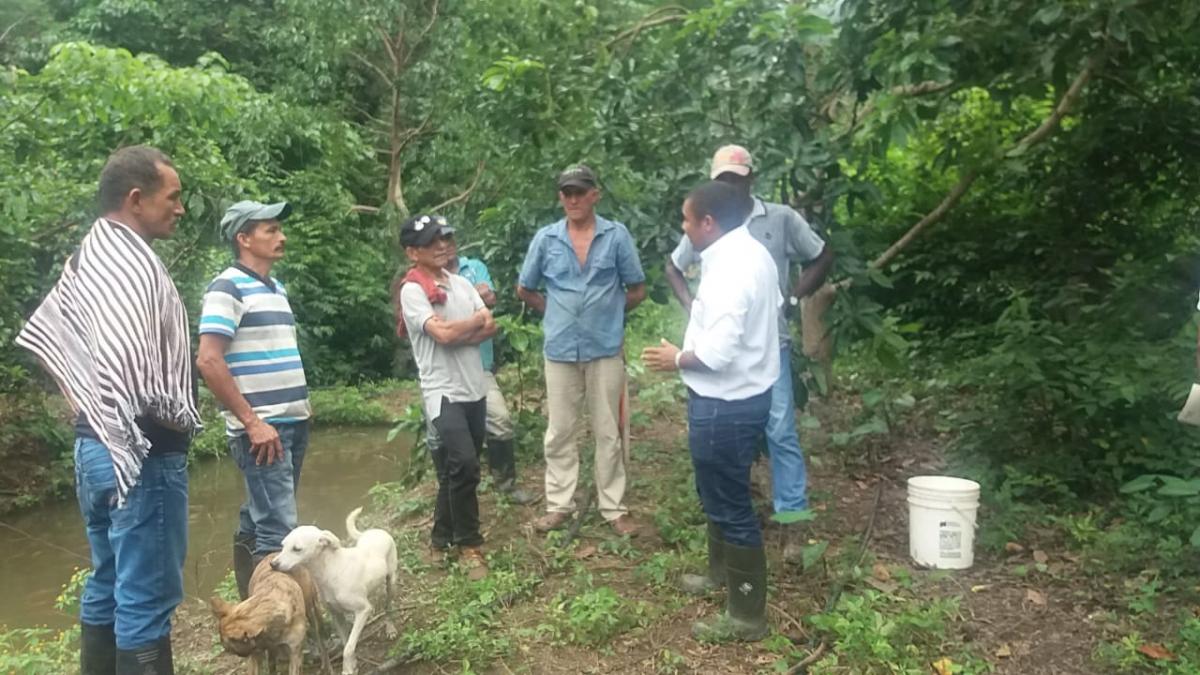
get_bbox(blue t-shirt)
[518,216,645,362]
[456,256,495,372]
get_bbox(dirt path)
[172,388,1119,674]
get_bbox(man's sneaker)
[533,511,572,532]
[460,547,489,581]
[609,514,640,538]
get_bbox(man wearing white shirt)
[643,181,780,642]
[665,145,833,563]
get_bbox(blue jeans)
[74,437,188,650]
[767,345,808,514]
[687,389,771,548]
[231,421,309,556]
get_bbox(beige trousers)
[483,372,514,441]
[543,355,627,520]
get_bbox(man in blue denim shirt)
[517,164,646,536]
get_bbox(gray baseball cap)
[220,200,292,241]
[556,164,598,190]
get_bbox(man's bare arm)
[516,284,546,314]
[423,309,490,345]
[196,334,283,464]
[625,283,647,312]
[792,246,835,299]
[664,260,693,312]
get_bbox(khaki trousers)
[483,372,514,441]
[543,355,627,520]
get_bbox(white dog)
[273,507,399,675]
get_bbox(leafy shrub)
[540,585,648,646]
[309,386,391,426]
[808,591,985,674]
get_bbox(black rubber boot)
[233,532,256,601]
[488,438,537,505]
[115,635,173,674]
[692,542,769,642]
[80,622,116,675]
[680,521,725,595]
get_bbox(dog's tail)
[346,506,364,542]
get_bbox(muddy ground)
[163,383,1160,675]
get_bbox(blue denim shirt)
[456,256,495,371]
[518,216,645,362]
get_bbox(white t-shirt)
[681,227,782,400]
[401,273,488,420]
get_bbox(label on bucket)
[939,521,962,559]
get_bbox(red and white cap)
[709,144,753,179]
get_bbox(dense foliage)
[3,0,1199,504]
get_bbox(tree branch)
[0,93,50,136]
[352,51,393,86]
[415,0,440,47]
[848,52,1103,280]
[865,167,980,273]
[607,5,689,48]
[0,16,27,46]
[1008,52,1103,155]
[429,161,486,212]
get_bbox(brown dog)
[211,552,330,675]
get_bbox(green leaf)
[1119,474,1160,493]
[1032,3,1063,25]
[771,510,817,525]
[801,541,829,571]
[1157,478,1200,497]
[862,389,885,408]
[1191,525,1200,549]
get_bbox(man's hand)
[245,418,283,465]
[642,338,681,372]
[475,283,497,308]
[516,285,547,314]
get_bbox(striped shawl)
[17,218,202,505]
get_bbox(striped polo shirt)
[199,263,311,434]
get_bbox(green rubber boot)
[680,521,725,595]
[692,541,769,642]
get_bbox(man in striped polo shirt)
[196,200,312,600]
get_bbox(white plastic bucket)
[906,475,981,569]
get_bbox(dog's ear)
[209,596,232,618]
[318,530,342,549]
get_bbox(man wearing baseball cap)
[196,199,313,599]
[664,145,835,563]
[517,164,647,537]
[396,214,497,579]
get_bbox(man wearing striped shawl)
[17,145,200,675]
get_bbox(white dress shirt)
[681,226,782,400]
